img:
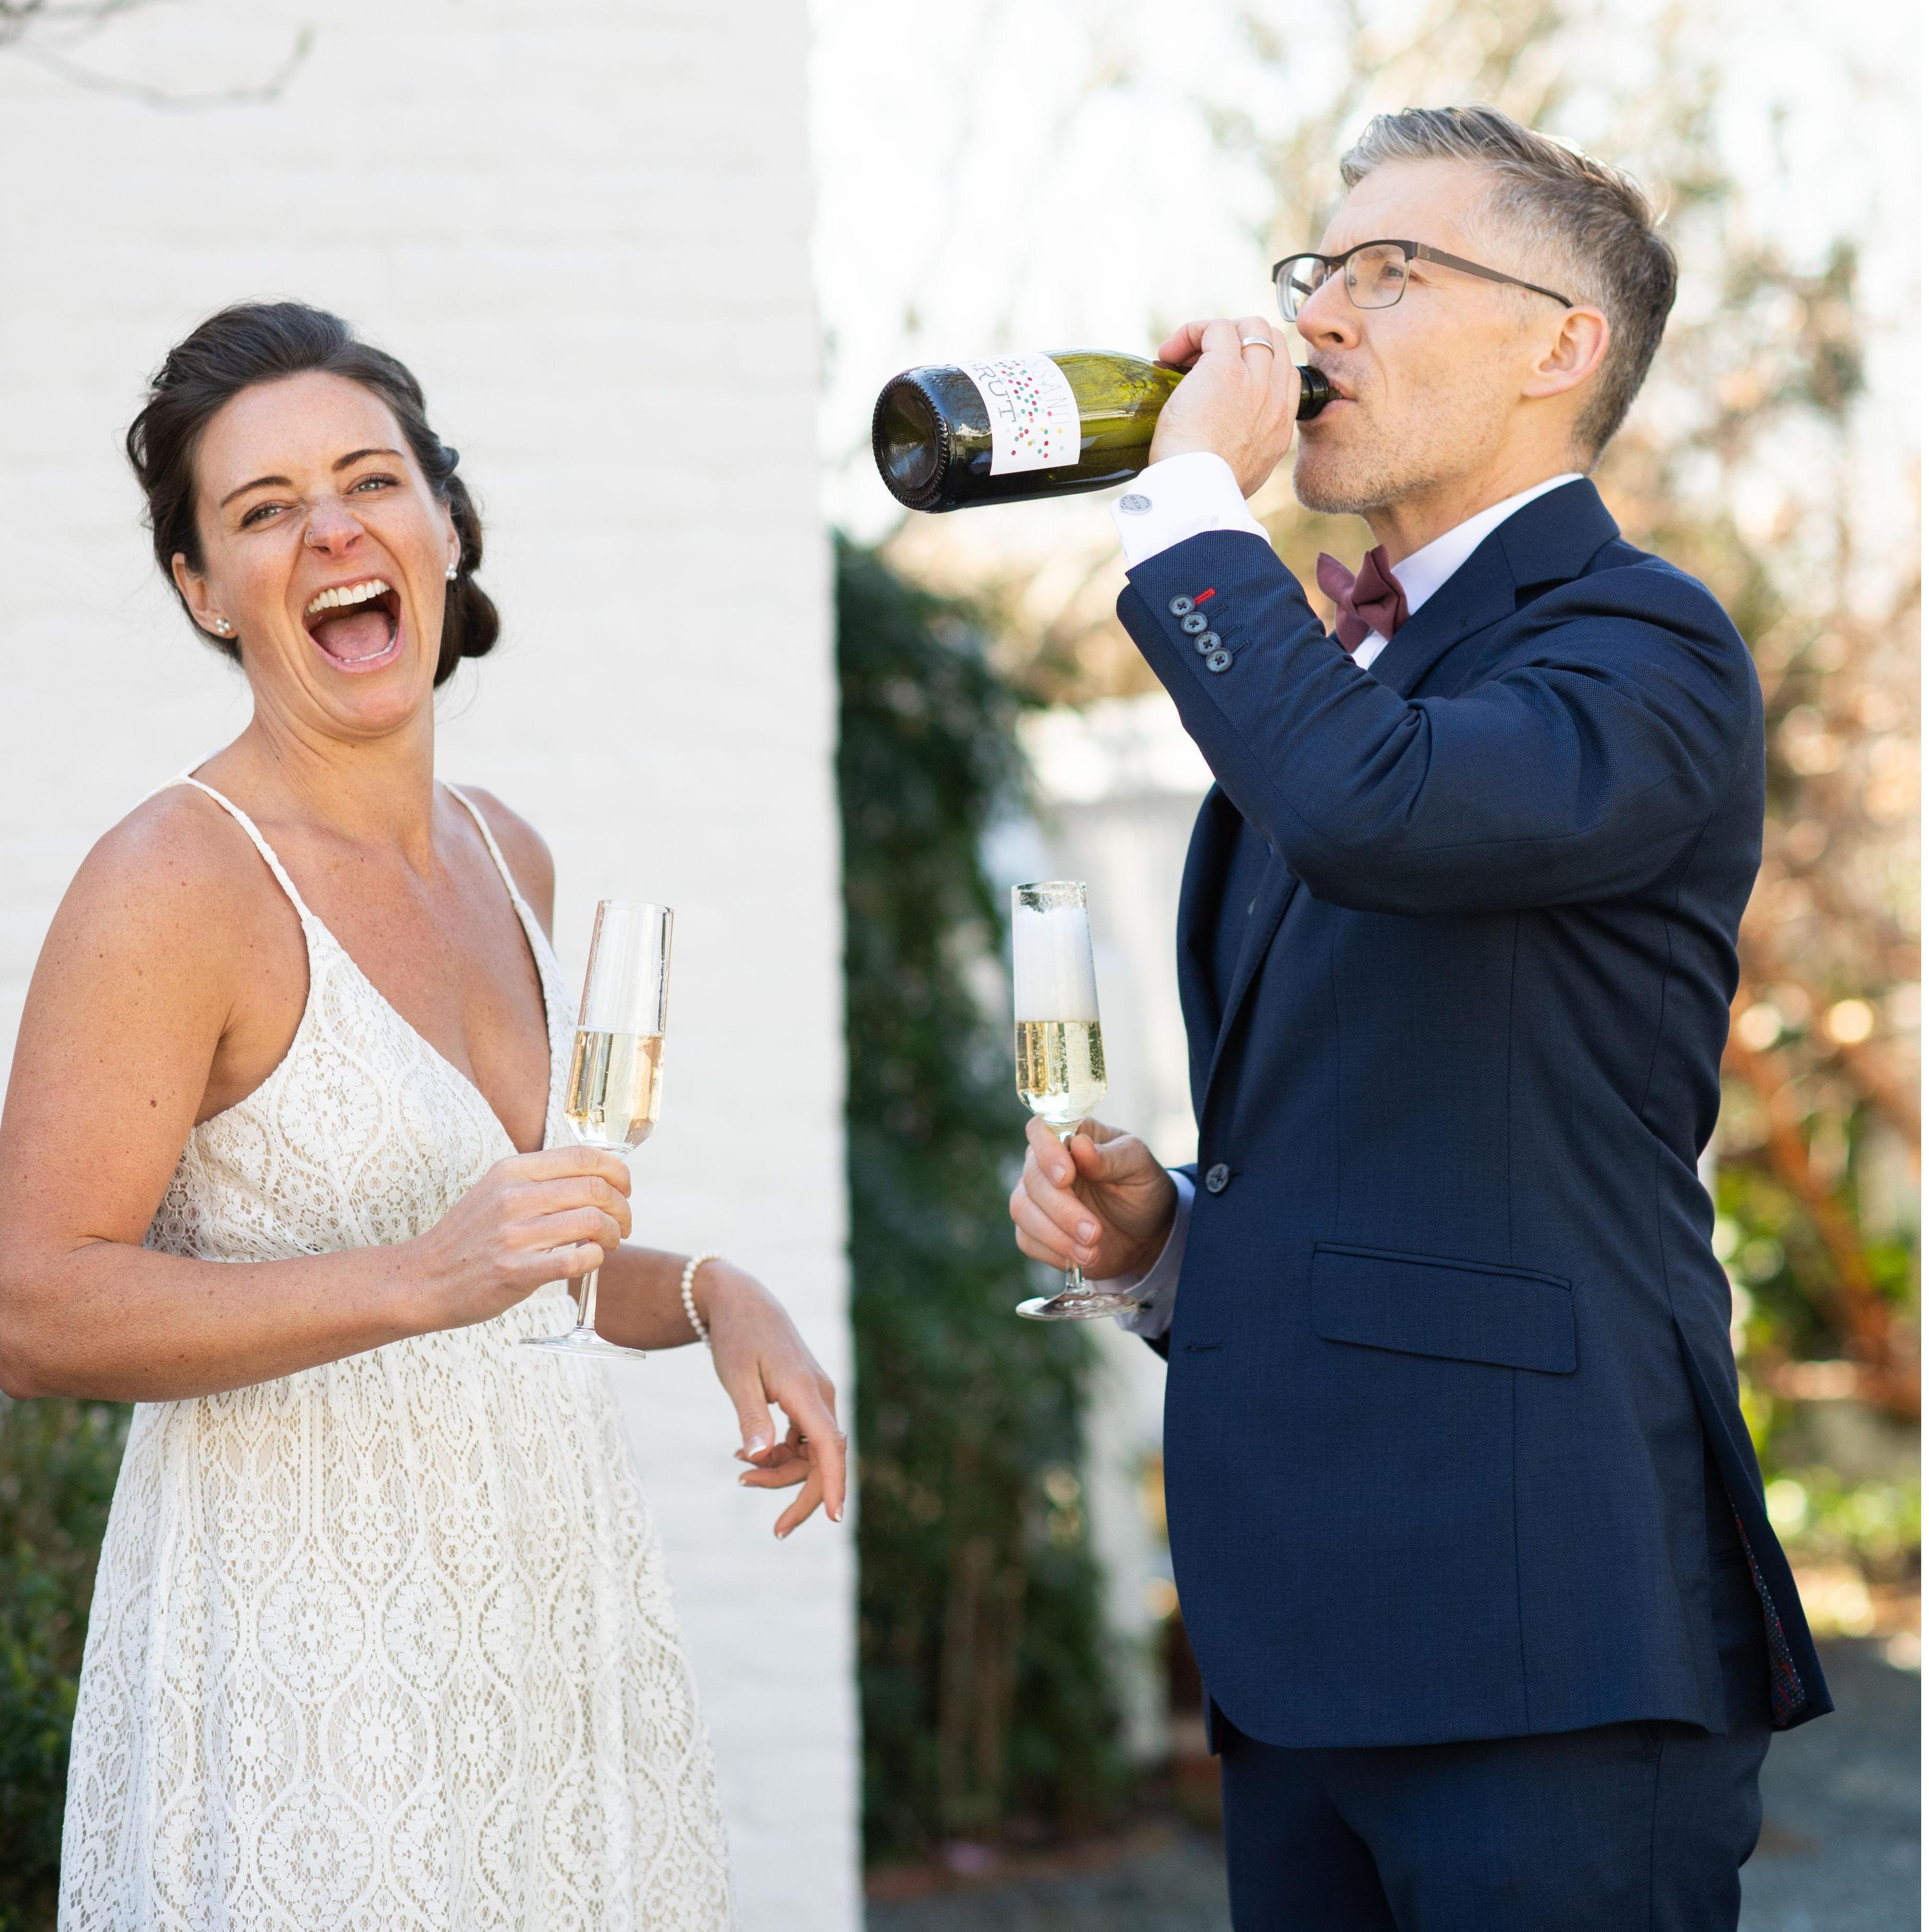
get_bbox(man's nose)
[303,498,364,553]
[1295,276,1359,353]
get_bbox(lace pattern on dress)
[59,778,735,1931]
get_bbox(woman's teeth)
[305,578,392,616]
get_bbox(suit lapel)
[1175,786,1237,1108]
[1366,544,1516,695]
[1367,478,1620,697]
[1206,855,1298,1095]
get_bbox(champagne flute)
[521,899,672,1359]
[1012,881,1139,1321]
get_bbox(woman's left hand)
[700,1262,846,1539]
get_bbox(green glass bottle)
[872,349,1332,513]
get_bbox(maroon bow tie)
[1315,546,1411,653]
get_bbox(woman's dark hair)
[126,301,499,686]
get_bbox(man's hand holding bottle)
[1147,314,1308,495]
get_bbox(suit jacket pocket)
[1310,1242,1576,1374]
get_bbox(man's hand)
[1148,314,1303,496]
[1009,1117,1177,1282]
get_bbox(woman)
[0,301,843,1930]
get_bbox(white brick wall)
[0,6,858,1926]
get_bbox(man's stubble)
[1290,396,1468,518]
[1290,341,1520,519]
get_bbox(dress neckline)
[168,774,559,1157]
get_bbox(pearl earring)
[210,617,234,636]
[446,563,459,581]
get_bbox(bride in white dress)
[0,302,845,1931]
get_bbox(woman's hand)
[1010,1115,1176,1281]
[698,1262,846,1539]
[410,1146,631,1330]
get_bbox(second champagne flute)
[521,898,671,1360]
[1012,880,1140,1321]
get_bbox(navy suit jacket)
[1118,478,1831,1750]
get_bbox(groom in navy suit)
[1010,106,1829,1929]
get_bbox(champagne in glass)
[1012,881,1139,1321]
[565,1030,665,1150]
[521,899,672,1359]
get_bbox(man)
[1008,106,1829,1930]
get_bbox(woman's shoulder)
[47,784,292,1002]
[448,785,556,926]
[83,784,285,914]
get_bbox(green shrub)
[0,1397,129,1932]
[838,537,1122,1859]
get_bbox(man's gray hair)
[1340,105,1676,455]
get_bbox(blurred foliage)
[1766,1467,1920,1577]
[838,537,1123,1860]
[0,1396,128,1932]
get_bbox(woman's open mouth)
[303,577,403,671]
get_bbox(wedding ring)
[1240,335,1276,353]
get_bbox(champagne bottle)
[872,349,1333,513]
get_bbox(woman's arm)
[0,800,627,1402]
[458,786,847,1534]
[592,1245,847,1534]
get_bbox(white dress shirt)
[1103,456,1583,1339]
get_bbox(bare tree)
[0,0,154,51]
[1,0,310,106]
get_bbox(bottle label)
[961,353,1082,474]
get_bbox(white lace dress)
[58,779,735,1932]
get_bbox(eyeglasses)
[1273,240,1574,321]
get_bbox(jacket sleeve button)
[1193,630,1220,657]
[1204,1162,1231,1193]
[1168,595,1194,617]
[1205,648,1233,673]
[1181,612,1209,635]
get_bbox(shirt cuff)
[1103,1170,1194,1341]
[1111,452,1270,569]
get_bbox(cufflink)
[1119,493,1153,514]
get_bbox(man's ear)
[171,553,228,639]
[1523,305,1610,402]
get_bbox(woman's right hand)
[410,1147,632,1330]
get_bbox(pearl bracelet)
[679,1251,721,1347]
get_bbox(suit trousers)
[1219,1542,1772,1931]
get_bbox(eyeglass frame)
[1272,239,1574,321]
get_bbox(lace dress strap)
[445,784,527,907]
[158,774,319,925]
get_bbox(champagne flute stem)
[576,1268,601,1338]
[1056,1125,1086,1297]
